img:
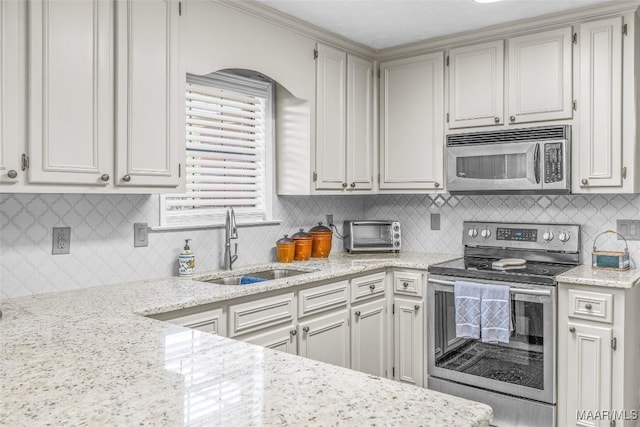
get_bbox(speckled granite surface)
[557,264,640,289]
[0,251,495,426]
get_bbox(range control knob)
[468,228,478,238]
[480,229,491,239]
[542,231,554,242]
[558,232,570,242]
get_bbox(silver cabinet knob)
[302,326,310,333]
[122,175,131,182]
[510,115,516,122]
[585,303,592,311]
[434,182,440,188]
[369,284,375,291]
[402,281,409,288]
[342,182,347,188]
[100,174,110,182]
[494,116,500,123]
[569,326,576,333]
[350,182,356,188]
[7,170,17,179]
[290,329,297,336]
[581,179,588,185]
[355,311,361,317]
[414,304,420,311]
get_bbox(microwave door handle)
[534,143,541,184]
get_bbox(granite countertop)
[0,251,495,426]
[557,264,640,289]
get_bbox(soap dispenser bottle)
[178,239,195,276]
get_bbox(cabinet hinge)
[313,48,318,60]
[348,317,350,327]
[377,173,380,184]
[392,303,395,314]
[313,171,317,182]
[612,337,617,351]
[446,56,449,66]
[446,113,450,123]
[572,33,578,44]
[623,23,628,36]
[573,100,577,111]
[622,166,627,180]
[392,366,395,377]
[178,1,182,16]
[21,153,29,171]
[178,163,181,178]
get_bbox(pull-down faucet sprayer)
[223,208,238,270]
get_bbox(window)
[161,71,274,227]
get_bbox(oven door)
[427,275,556,404]
[447,141,541,192]
[350,221,394,250]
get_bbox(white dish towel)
[454,281,483,339]
[480,283,511,344]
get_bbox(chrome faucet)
[223,208,238,270]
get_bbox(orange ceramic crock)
[309,222,333,258]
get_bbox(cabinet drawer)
[350,272,386,303]
[568,289,613,324]
[149,306,226,336]
[299,280,349,317]
[393,271,423,297]
[229,292,295,337]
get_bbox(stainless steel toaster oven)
[343,220,401,253]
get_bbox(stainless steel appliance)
[446,125,570,194]
[427,221,580,427]
[343,220,401,253]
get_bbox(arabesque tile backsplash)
[1,192,639,299]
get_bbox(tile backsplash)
[1,192,639,299]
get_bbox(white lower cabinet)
[393,297,424,387]
[240,324,298,355]
[298,308,350,368]
[148,305,226,336]
[351,298,386,377]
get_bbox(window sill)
[149,220,283,233]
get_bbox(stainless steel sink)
[200,268,315,285]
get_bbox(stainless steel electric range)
[427,221,581,427]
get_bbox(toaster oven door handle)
[534,143,541,184]
[427,277,551,297]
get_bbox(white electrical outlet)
[326,214,334,226]
[52,227,71,255]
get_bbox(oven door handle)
[534,142,541,184]
[427,277,552,296]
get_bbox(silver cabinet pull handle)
[414,305,420,311]
[434,182,440,188]
[7,170,17,179]
[101,174,110,182]
[585,303,593,310]
[302,326,310,333]
[494,116,500,123]
[569,326,576,333]
[290,329,297,336]
[350,182,356,188]
[122,175,131,182]
[402,281,409,288]
[581,179,588,186]
[369,284,375,290]
[341,182,347,188]
[355,311,361,317]
[510,115,516,122]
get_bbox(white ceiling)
[257,0,614,49]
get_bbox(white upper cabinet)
[315,43,347,191]
[507,27,573,124]
[576,17,623,190]
[315,43,373,192]
[448,40,504,129]
[27,0,114,186]
[0,0,22,185]
[380,52,444,191]
[115,0,184,188]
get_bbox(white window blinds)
[161,72,273,227]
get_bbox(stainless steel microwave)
[446,125,570,194]
[343,220,401,253]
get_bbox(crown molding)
[377,0,640,61]
[214,0,376,59]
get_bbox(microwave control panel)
[544,143,563,183]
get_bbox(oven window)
[434,290,545,390]
[352,224,393,248]
[456,153,527,180]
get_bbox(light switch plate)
[431,213,441,230]
[52,227,71,255]
[134,223,149,247]
[617,219,640,241]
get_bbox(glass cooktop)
[428,257,575,285]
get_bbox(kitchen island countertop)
[0,251,495,427]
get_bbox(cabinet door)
[346,55,373,191]
[298,309,350,368]
[27,0,114,185]
[0,0,22,185]
[508,27,573,124]
[240,324,298,355]
[315,43,346,190]
[394,298,424,386]
[115,0,183,188]
[448,40,504,129]
[380,52,444,190]
[565,321,612,427]
[577,17,623,189]
[351,298,386,377]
